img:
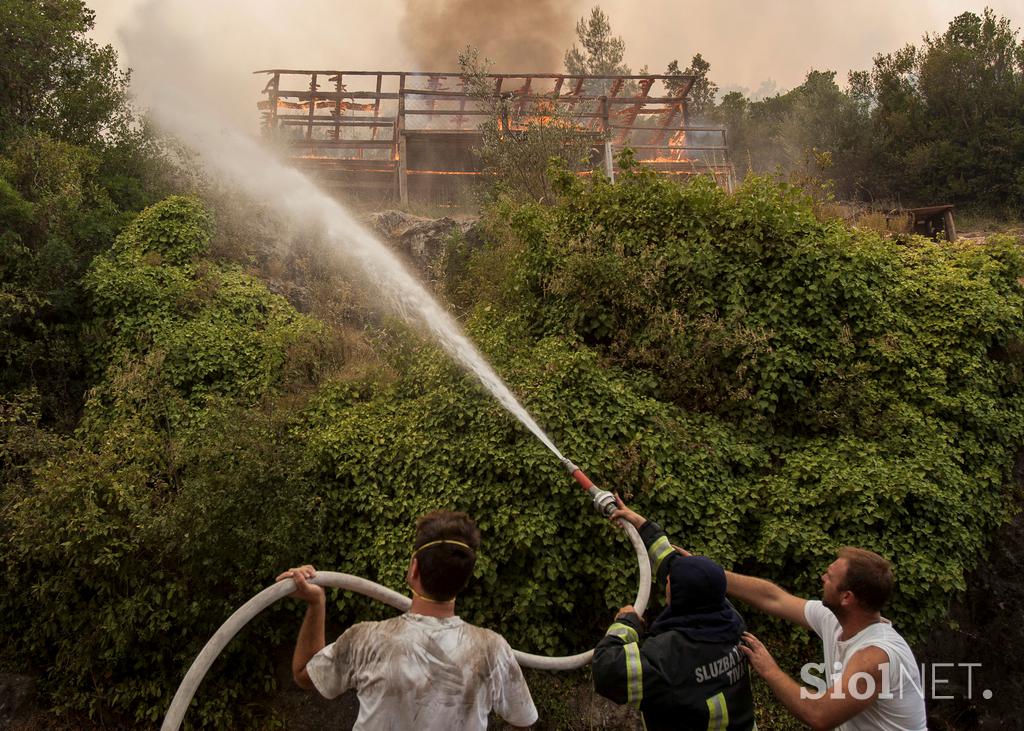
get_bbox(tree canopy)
[0,0,130,145]
[564,6,631,78]
[710,9,1024,213]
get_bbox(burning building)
[257,69,734,204]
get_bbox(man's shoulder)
[460,620,512,647]
[803,599,839,635]
[337,617,402,642]
[857,621,919,662]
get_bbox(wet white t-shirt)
[307,613,538,730]
[804,600,927,731]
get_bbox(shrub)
[2,197,330,726]
[464,169,1024,640]
[5,173,1023,727]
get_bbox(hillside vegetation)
[2,2,1024,728]
[4,163,1024,726]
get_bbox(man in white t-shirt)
[277,510,538,730]
[727,547,927,730]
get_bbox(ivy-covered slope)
[3,170,1023,727]
[2,197,329,726]
[486,164,1024,631]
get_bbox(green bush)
[2,197,330,726]
[0,133,133,425]
[3,172,1023,728]
[299,321,762,653]
[84,196,324,401]
[465,167,1024,639]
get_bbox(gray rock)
[367,211,478,285]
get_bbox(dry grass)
[856,211,910,234]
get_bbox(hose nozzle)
[561,458,617,518]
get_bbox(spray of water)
[135,89,564,465]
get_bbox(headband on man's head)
[413,539,474,558]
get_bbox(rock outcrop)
[367,211,477,286]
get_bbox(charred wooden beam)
[370,73,383,143]
[306,73,318,140]
[514,78,533,118]
[615,78,653,146]
[397,72,408,204]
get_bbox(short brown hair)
[838,547,894,612]
[413,511,481,601]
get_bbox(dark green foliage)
[666,55,718,119]
[113,194,213,264]
[715,70,872,201]
[0,0,170,430]
[0,0,130,145]
[0,134,136,426]
[716,9,1024,213]
[2,198,330,726]
[563,6,630,79]
[2,168,1023,727]
[83,197,328,403]
[469,166,1024,638]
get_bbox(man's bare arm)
[742,633,889,730]
[725,570,809,628]
[276,565,326,690]
[607,496,807,628]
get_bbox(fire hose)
[162,463,648,731]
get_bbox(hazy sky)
[87,0,1023,127]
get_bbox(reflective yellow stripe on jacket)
[648,535,674,578]
[705,691,729,731]
[606,622,640,645]
[624,643,643,708]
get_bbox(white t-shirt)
[306,612,538,730]
[804,600,927,731]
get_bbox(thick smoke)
[90,0,1024,96]
[400,0,584,72]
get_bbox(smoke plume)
[400,0,584,72]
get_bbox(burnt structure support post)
[370,73,383,143]
[306,73,318,141]
[397,73,408,205]
[722,129,734,193]
[269,73,280,131]
[601,96,614,182]
[333,73,343,146]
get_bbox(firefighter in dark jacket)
[593,497,756,730]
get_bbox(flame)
[645,156,697,164]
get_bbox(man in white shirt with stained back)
[728,547,927,730]
[277,510,538,730]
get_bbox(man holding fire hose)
[592,497,757,730]
[278,509,537,730]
